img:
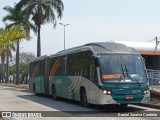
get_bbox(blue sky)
[1,0,160,55]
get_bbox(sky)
[1,0,160,56]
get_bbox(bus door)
[89,64,98,103]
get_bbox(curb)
[150,90,160,97]
[133,89,160,109]
[134,103,160,109]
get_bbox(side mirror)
[142,57,146,66]
[95,58,99,67]
[142,57,145,63]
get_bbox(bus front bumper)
[99,93,150,104]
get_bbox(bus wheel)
[33,84,38,96]
[52,86,58,100]
[120,104,128,107]
[80,89,89,107]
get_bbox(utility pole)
[155,36,160,46]
[59,23,70,50]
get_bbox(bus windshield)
[99,54,147,83]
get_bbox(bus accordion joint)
[102,74,123,80]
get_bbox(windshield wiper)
[121,64,125,79]
[114,65,125,86]
[124,64,129,78]
[124,64,141,87]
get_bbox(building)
[115,41,160,70]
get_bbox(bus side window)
[90,64,98,84]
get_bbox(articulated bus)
[29,42,150,107]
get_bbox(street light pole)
[59,23,69,50]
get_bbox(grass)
[149,88,160,106]
[150,97,160,106]
[0,83,29,89]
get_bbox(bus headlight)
[144,89,149,94]
[103,90,107,94]
[108,91,111,94]
[103,90,111,95]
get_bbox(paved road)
[0,86,159,120]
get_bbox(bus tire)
[52,85,58,100]
[120,104,128,107]
[80,88,89,107]
[33,84,38,96]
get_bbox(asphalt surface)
[0,86,160,120]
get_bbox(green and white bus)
[29,42,150,107]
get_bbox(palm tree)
[0,50,5,83]
[0,29,5,83]
[2,42,15,83]
[16,0,64,57]
[0,25,27,83]
[3,5,35,84]
[0,27,16,83]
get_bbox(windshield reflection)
[99,54,147,83]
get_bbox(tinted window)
[67,51,94,79]
[29,60,44,78]
[49,56,65,76]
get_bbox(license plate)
[126,95,134,100]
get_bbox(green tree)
[0,26,16,83]
[0,64,2,81]
[3,40,15,83]
[3,5,34,84]
[16,0,64,57]
[0,25,28,84]
[0,28,5,83]
[10,52,36,83]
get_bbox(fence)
[147,69,160,88]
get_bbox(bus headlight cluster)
[103,90,111,95]
[144,89,149,94]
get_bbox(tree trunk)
[16,40,20,85]
[1,57,5,83]
[5,55,9,83]
[37,24,41,57]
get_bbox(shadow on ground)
[17,93,146,117]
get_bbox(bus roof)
[85,42,138,54]
[51,42,139,57]
[31,55,48,62]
